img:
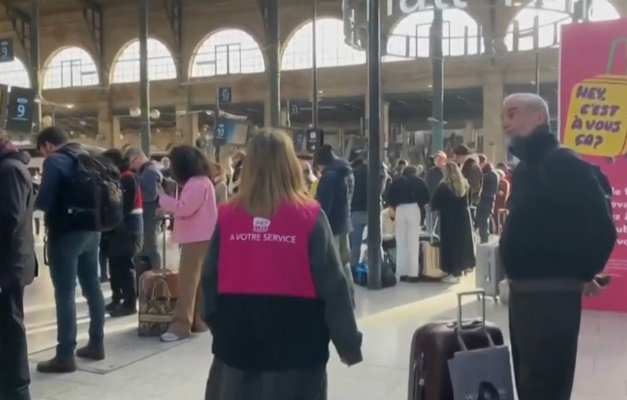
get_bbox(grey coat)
[201,209,362,400]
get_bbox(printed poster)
[560,18,627,312]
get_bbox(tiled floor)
[23,273,627,400]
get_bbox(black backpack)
[60,149,124,232]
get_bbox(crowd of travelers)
[0,92,618,400]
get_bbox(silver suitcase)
[475,242,505,302]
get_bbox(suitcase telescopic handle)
[160,215,172,269]
[455,290,495,351]
[606,38,627,74]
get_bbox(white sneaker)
[441,275,461,284]
[160,331,184,342]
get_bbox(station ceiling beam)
[0,1,32,65]
[257,0,271,38]
[81,0,105,85]
[163,0,182,80]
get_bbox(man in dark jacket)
[476,154,499,243]
[314,145,354,259]
[349,156,389,269]
[425,151,446,198]
[35,127,106,373]
[125,148,163,272]
[314,145,355,304]
[500,93,616,400]
[453,145,483,206]
[349,157,368,269]
[0,138,36,400]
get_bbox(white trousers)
[394,203,422,277]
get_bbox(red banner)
[560,18,627,312]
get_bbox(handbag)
[137,275,177,337]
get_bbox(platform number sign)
[294,130,305,150]
[0,38,14,63]
[6,86,35,133]
[213,121,227,146]
[306,127,323,154]
[391,123,401,136]
[288,101,300,116]
[391,123,402,142]
[218,87,232,104]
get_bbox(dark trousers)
[476,211,491,243]
[109,257,137,304]
[205,358,327,400]
[509,289,582,400]
[0,286,31,400]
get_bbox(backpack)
[60,149,124,232]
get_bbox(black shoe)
[105,300,121,313]
[109,303,137,318]
[76,344,105,361]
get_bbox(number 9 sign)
[0,38,13,62]
[17,98,27,118]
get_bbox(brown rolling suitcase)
[138,216,179,337]
[407,290,504,400]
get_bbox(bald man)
[499,93,616,400]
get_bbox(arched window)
[281,18,365,71]
[190,29,265,77]
[506,0,576,50]
[111,38,177,83]
[588,0,620,21]
[0,58,30,88]
[386,8,481,61]
[43,46,99,89]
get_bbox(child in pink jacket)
[157,145,218,342]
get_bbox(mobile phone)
[594,275,612,287]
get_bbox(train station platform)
[24,238,627,400]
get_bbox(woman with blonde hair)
[300,159,318,195]
[431,161,476,283]
[202,129,362,400]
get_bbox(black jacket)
[499,125,616,282]
[477,163,499,216]
[425,166,444,198]
[0,147,37,289]
[351,160,388,212]
[316,158,354,235]
[387,174,430,210]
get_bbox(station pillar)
[482,75,506,163]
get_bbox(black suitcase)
[408,290,504,400]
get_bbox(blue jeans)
[349,211,368,269]
[47,231,105,359]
